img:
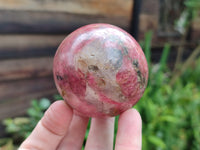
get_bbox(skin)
[19,100,142,150]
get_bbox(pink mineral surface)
[53,23,148,117]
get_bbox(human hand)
[19,101,142,150]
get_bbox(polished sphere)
[53,24,148,117]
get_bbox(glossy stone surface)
[53,24,148,117]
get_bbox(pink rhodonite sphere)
[53,23,148,117]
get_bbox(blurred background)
[0,0,199,149]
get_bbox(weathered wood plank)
[191,16,200,41]
[0,10,130,34]
[0,35,65,59]
[0,89,57,121]
[0,0,133,17]
[0,77,55,102]
[0,0,133,124]
[0,57,53,82]
[0,0,133,34]
[0,76,57,120]
[0,35,65,50]
[139,14,158,36]
[138,0,159,41]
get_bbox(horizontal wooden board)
[0,57,53,82]
[0,35,65,59]
[139,14,158,33]
[0,77,56,102]
[0,35,65,50]
[139,0,159,42]
[0,0,133,17]
[191,17,200,40]
[0,10,130,34]
[141,0,159,15]
[0,89,57,121]
[0,0,133,124]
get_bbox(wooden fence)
[0,0,133,122]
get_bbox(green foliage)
[0,138,14,150]
[185,0,200,18]
[2,98,51,143]
[54,94,64,100]
[82,118,91,149]
[181,58,200,87]
[136,80,200,150]
[131,32,200,150]
[175,0,200,33]
[144,31,153,75]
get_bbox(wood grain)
[0,0,133,34]
[0,35,65,59]
[0,0,133,17]
[191,16,200,40]
[0,10,130,34]
[0,35,65,50]
[0,89,57,120]
[0,57,53,82]
[0,77,56,103]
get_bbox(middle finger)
[85,117,115,150]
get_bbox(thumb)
[19,101,73,150]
